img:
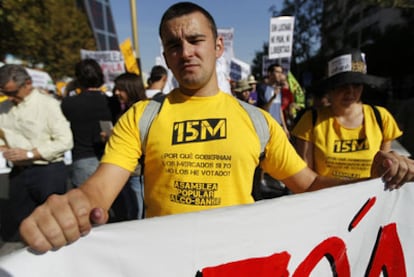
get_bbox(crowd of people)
[0,1,413,254]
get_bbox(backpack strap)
[310,104,383,136]
[139,94,166,155]
[370,104,383,133]
[237,99,269,158]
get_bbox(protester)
[247,74,258,105]
[104,72,147,220]
[61,59,113,188]
[0,64,73,241]
[233,79,253,104]
[19,2,414,253]
[145,65,168,99]
[256,64,291,197]
[279,72,295,129]
[291,49,404,179]
[257,63,290,137]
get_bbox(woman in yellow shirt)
[292,49,402,179]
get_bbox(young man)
[20,2,414,253]
[257,63,290,137]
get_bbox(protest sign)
[230,57,251,81]
[0,179,412,276]
[269,16,295,60]
[25,68,55,92]
[80,49,125,90]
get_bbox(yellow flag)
[119,38,140,75]
[287,71,305,108]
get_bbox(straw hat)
[247,75,258,84]
[234,79,252,93]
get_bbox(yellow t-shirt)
[291,105,402,179]
[101,89,306,217]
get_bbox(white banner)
[25,68,55,92]
[269,16,295,59]
[0,179,412,276]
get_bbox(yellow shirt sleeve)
[101,101,148,172]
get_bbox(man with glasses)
[0,64,73,241]
[257,63,289,137]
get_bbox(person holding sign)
[292,49,406,179]
[20,2,414,253]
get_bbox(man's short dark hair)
[75,59,104,89]
[159,2,218,40]
[267,63,282,73]
[149,65,168,83]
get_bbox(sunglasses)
[0,88,19,97]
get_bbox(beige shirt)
[0,89,73,164]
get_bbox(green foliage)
[278,0,323,65]
[0,0,96,80]
[251,0,323,79]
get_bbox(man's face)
[268,66,284,85]
[0,80,30,104]
[161,11,223,93]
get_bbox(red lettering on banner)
[348,197,376,231]
[100,63,124,72]
[293,237,350,276]
[365,223,407,276]
[199,251,291,277]
[197,195,408,277]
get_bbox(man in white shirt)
[0,64,73,241]
[145,65,168,99]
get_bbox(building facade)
[77,0,119,51]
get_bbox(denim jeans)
[129,176,145,219]
[70,157,100,187]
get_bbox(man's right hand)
[19,188,108,253]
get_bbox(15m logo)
[172,118,227,145]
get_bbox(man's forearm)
[306,175,369,192]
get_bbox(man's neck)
[148,82,164,91]
[179,85,220,97]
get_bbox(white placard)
[269,16,295,59]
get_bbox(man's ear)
[215,36,224,58]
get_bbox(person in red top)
[280,72,295,130]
